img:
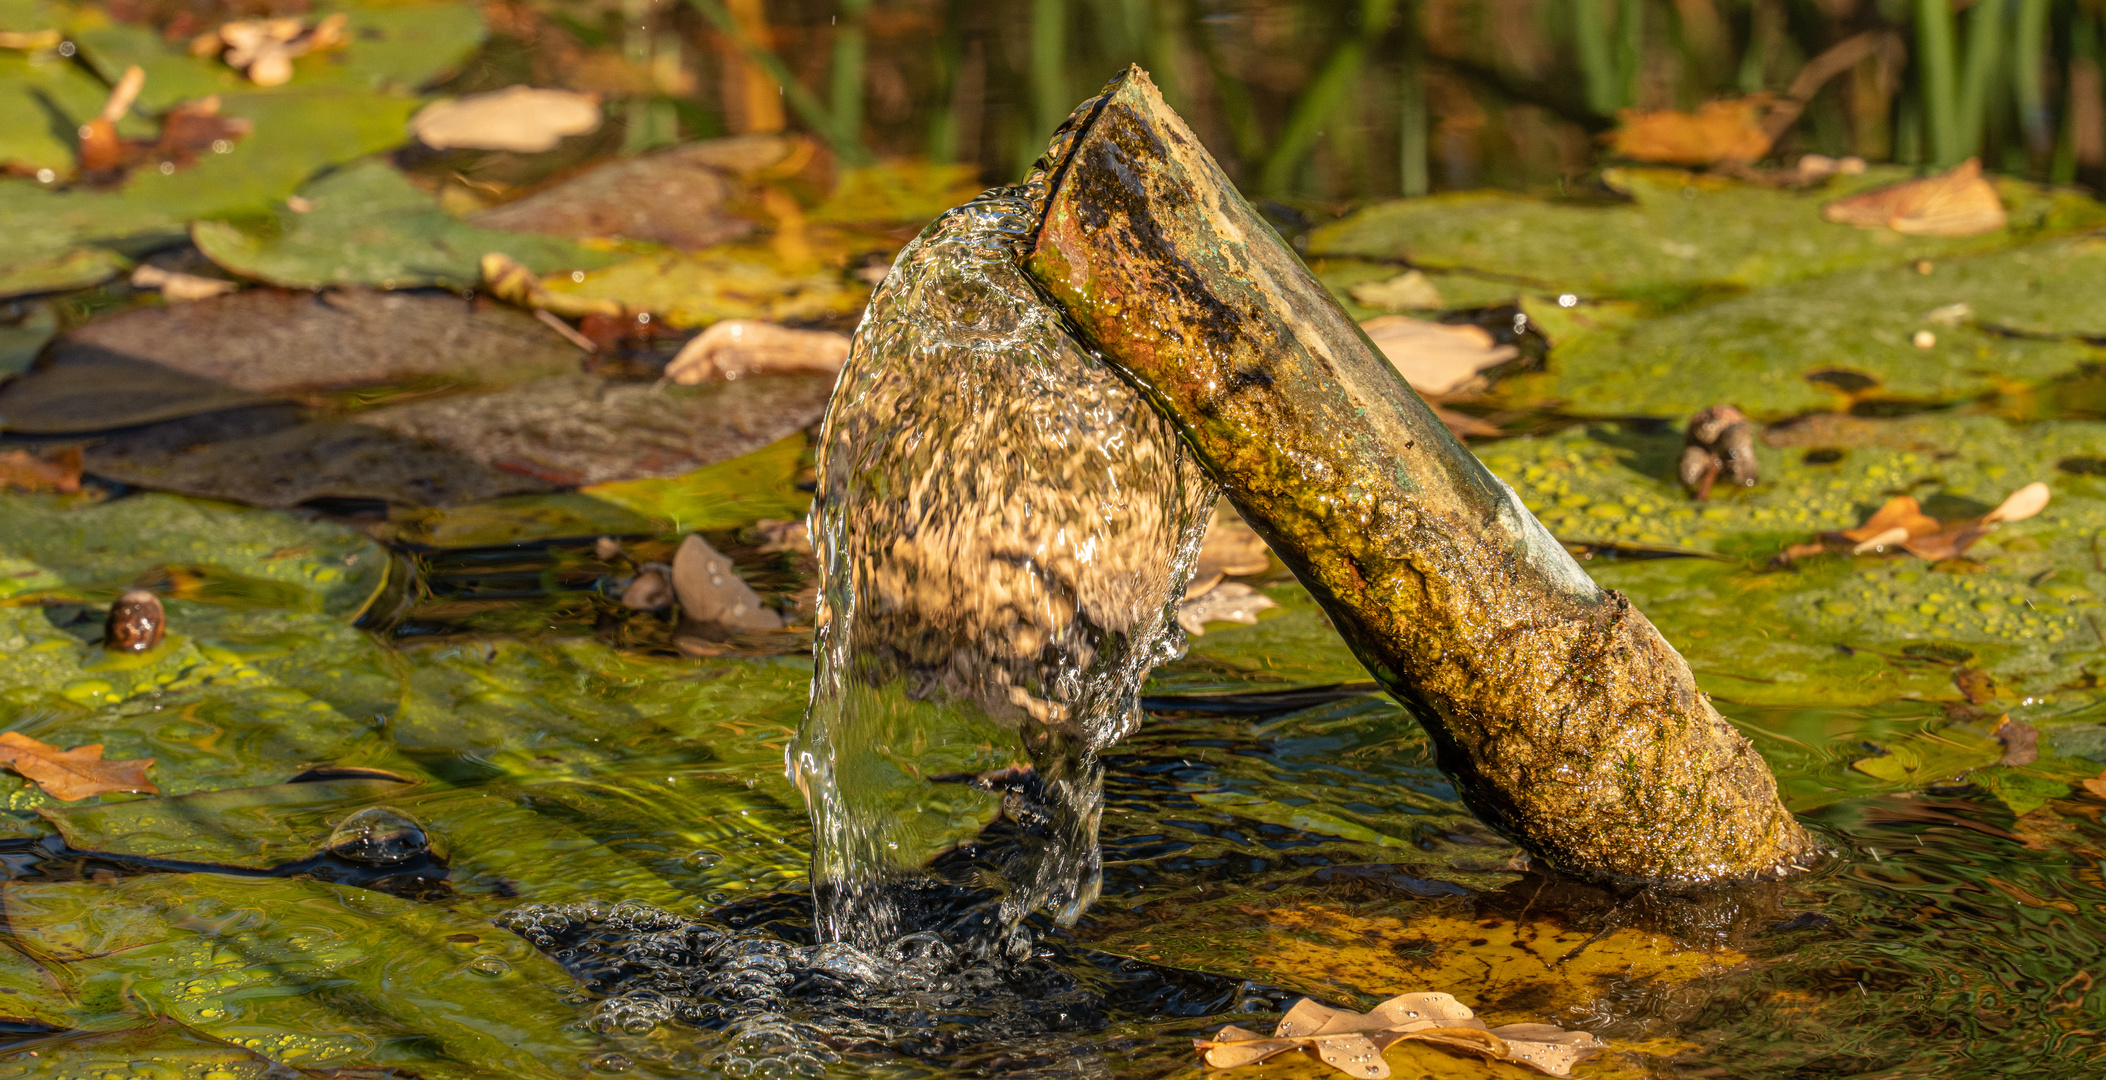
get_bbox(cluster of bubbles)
[494,898,1113,1072]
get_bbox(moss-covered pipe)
[1023,68,1818,886]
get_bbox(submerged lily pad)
[37,773,416,868]
[2,873,601,1077]
[583,430,813,531]
[1308,168,2106,306]
[193,160,620,290]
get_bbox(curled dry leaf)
[671,534,783,631]
[104,589,167,653]
[620,563,675,611]
[0,732,158,802]
[411,87,603,153]
[1606,97,1775,166]
[192,14,348,86]
[481,253,624,321]
[0,446,82,493]
[664,320,851,385]
[1348,270,1445,311]
[2083,769,2106,800]
[1177,582,1278,635]
[1822,158,2006,237]
[1195,993,1603,1079]
[130,264,239,302]
[1776,481,2049,564]
[1359,315,1518,397]
[1678,404,1758,500]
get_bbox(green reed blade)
[683,0,872,164]
[1574,0,1619,115]
[1916,0,1962,165]
[1401,33,1429,197]
[1258,0,1399,197]
[830,0,872,155]
[1955,0,2006,159]
[2012,0,2051,156]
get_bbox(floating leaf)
[1197,992,1603,1078]
[1824,158,2006,237]
[410,86,602,152]
[664,319,850,384]
[37,774,413,868]
[542,243,870,329]
[194,161,619,291]
[1178,582,1278,635]
[583,431,812,530]
[1360,315,1517,396]
[0,731,157,801]
[671,533,782,630]
[470,136,796,249]
[1607,97,1775,166]
[1308,167,2106,305]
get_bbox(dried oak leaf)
[0,732,157,801]
[1196,993,1603,1079]
[0,446,82,493]
[411,87,603,153]
[1776,481,2050,564]
[1360,316,1518,397]
[1606,97,1775,166]
[1821,158,2006,237]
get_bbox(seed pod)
[104,589,165,653]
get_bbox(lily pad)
[74,1,487,113]
[380,492,659,548]
[0,89,424,278]
[1516,237,2106,419]
[193,160,621,290]
[356,373,833,487]
[0,46,137,175]
[470,137,771,250]
[0,246,129,300]
[86,410,559,508]
[60,287,585,393]
[2,1020,294,1077]
[544,243,870,328]
[0,299,55,375]
[1471,414,2106,706]
[1307,168,2106,306]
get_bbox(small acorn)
[104,589,166,653]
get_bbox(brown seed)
[104,589,165,653]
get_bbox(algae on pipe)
[1025,67,1818,885]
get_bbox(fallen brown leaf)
[1775,481,2051,564]
[130,264,239,302]
[411,87,603,153]
[76,65,145,178]
[0,732,157,801]
[1607,97,1775,166]
[0,446,82,493]
[672,534,783,631]
[1177,582,1277,635]
[1360,315,1518,397]
[664,320,851,385]
[2083,769,2106,799]
[193,14,347,86]
[153,96,252,169]
[1822,158,2006,237]
[1196,993,1603,1079]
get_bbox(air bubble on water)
[468,956,510,977]
[327,807,429,865]
[685,849,725,870]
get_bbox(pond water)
[4,0,2106,1077]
